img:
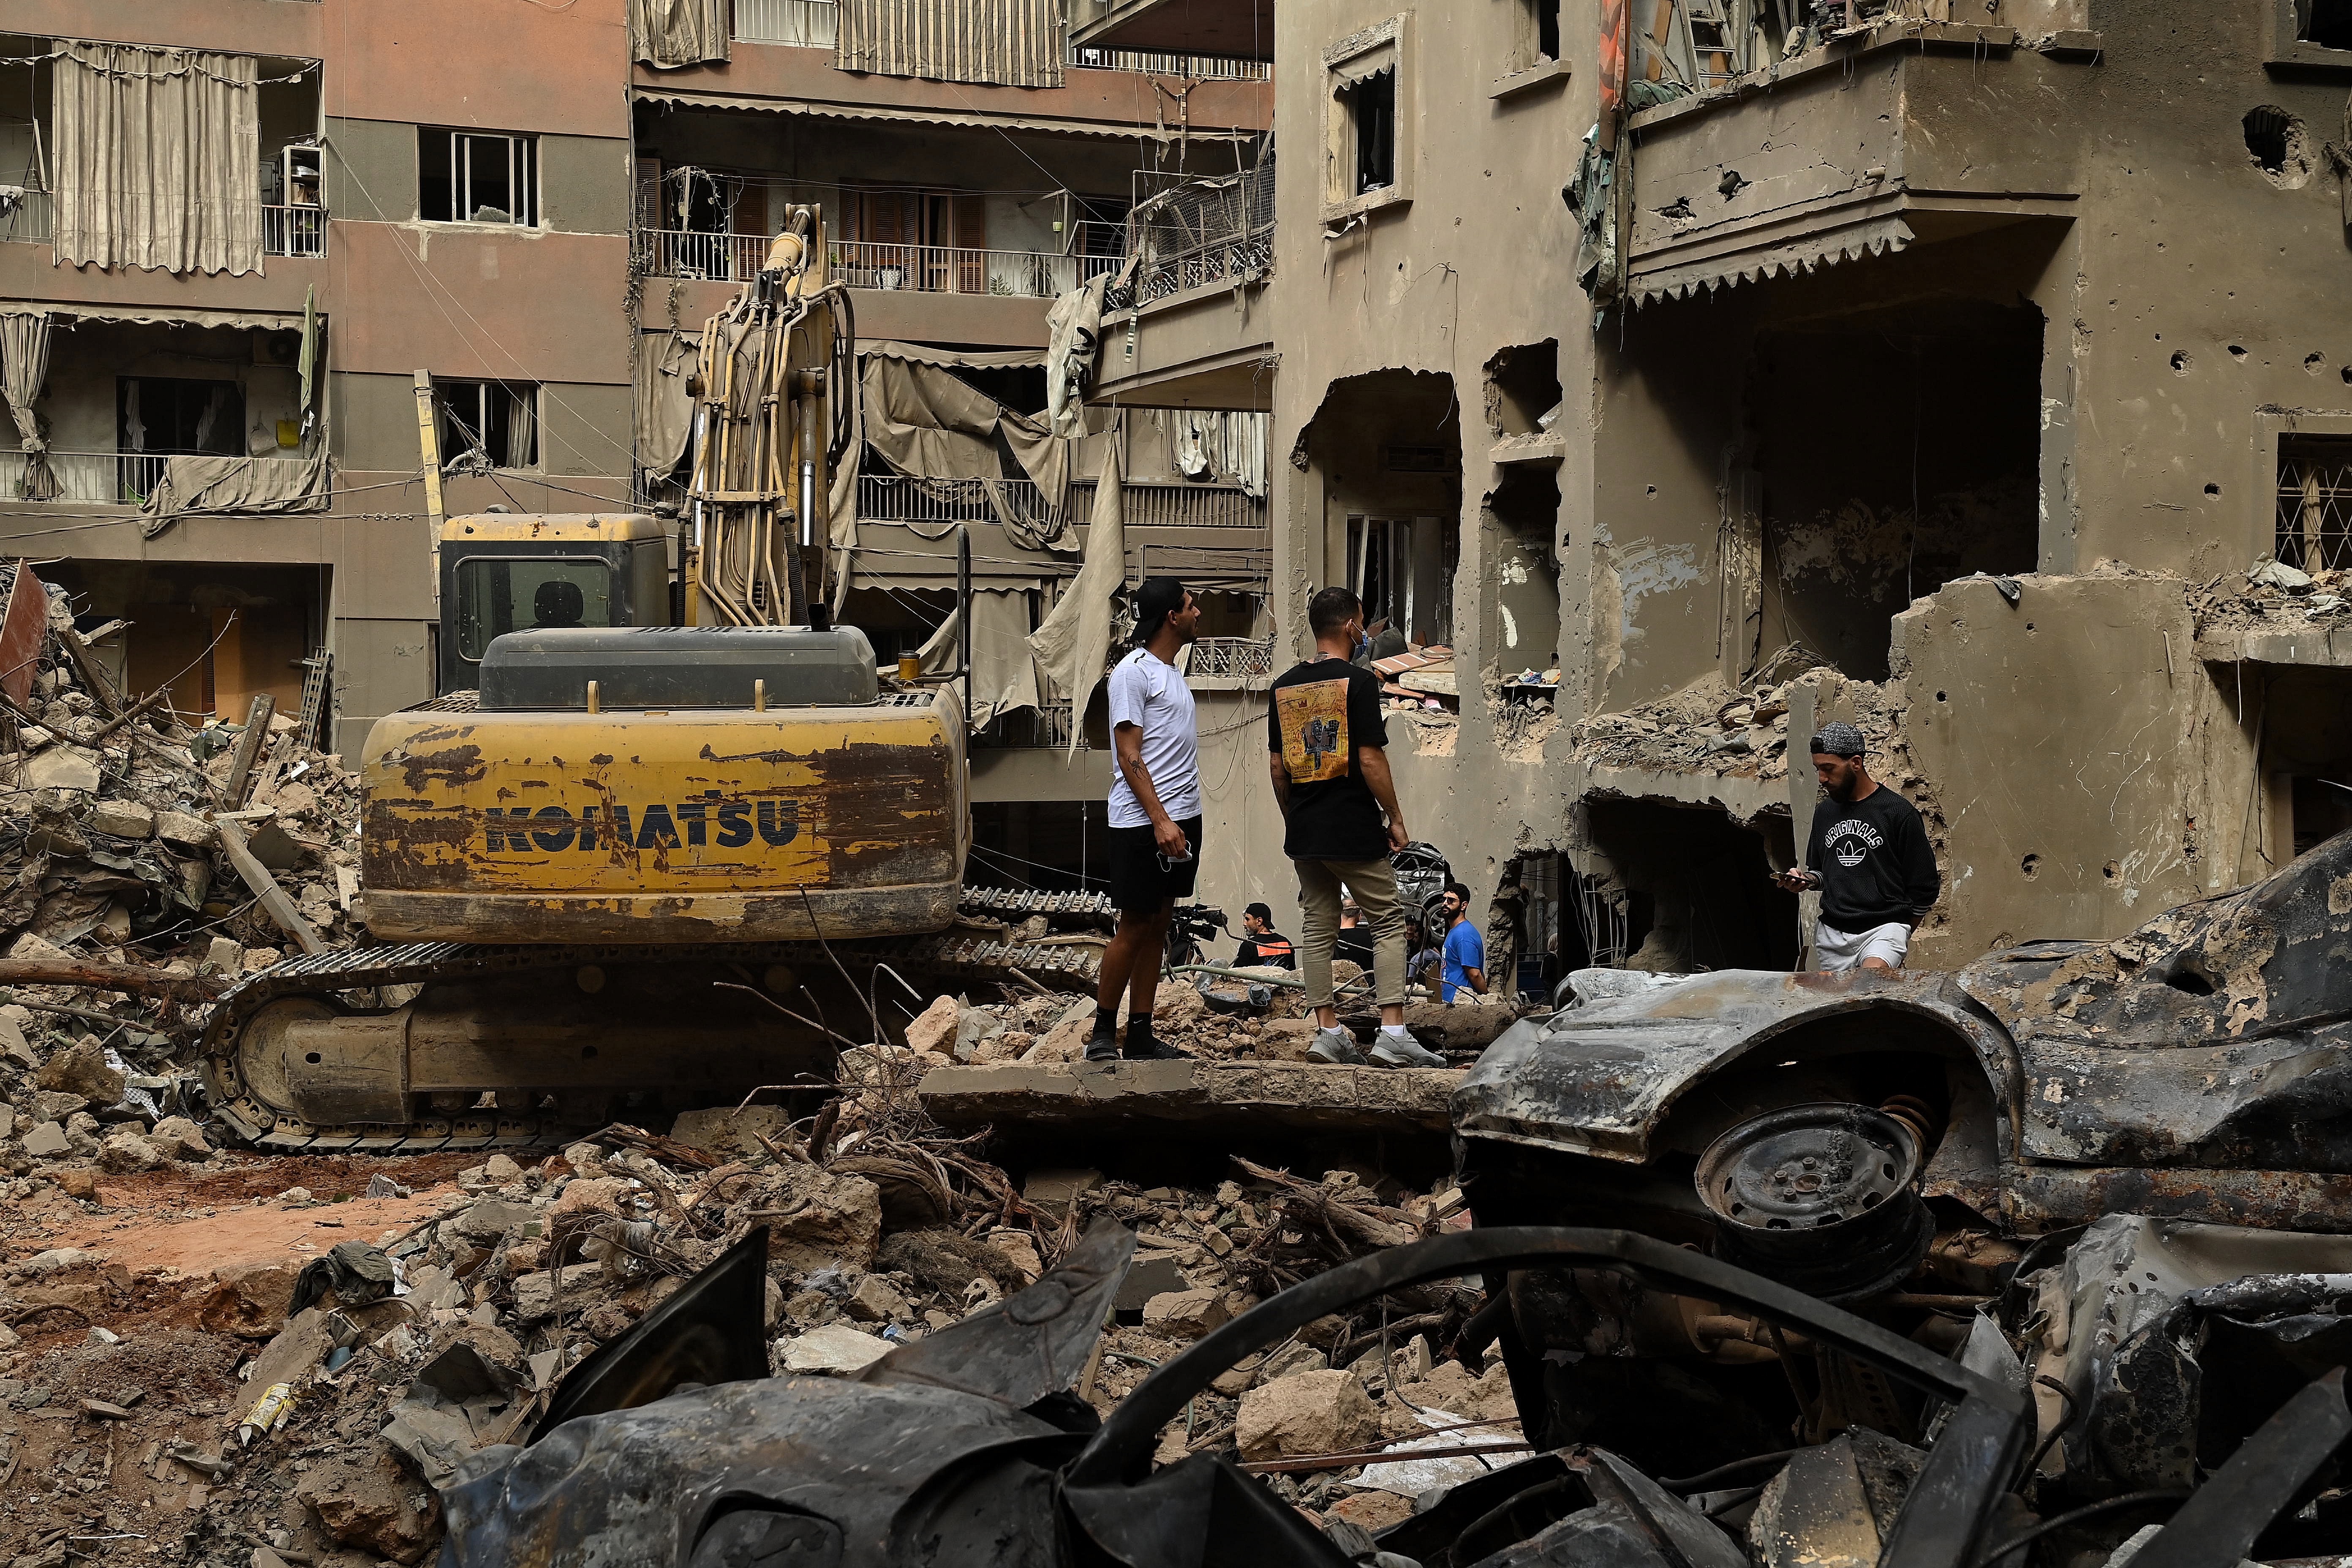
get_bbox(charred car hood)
[1451,967,2012,1163]
[1955,830,2352,1168]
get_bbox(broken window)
[1487,341,1563,438]
[119,377,245,457]
[1345,69,1396,195]
[2276,434,2352,572]
[1348,515,1453,648]
[2298,0,2352,47]
[436,381,540,470]
[419,128,539,226]
[1488,466,1561,682]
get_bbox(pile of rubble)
[0,1056,1496,1565]
[2189,553,2352,632]
[890,973,1523,1070]
[0,566,364,1185]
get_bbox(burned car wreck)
[1456,827,2352,1244]
[439,1213,2351,1568]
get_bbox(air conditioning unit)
[282,144,323,208]
[253,330,300,368]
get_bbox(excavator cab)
[436,514,672,696]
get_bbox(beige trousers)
[1294,854,1408,1009]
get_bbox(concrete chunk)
[23,745,99,792]
[778,1322,891,1376]
[22,1120,68,1158]
[1142,1288,1230,1340]
[1235,1369,1381,1462]
[88,798,154,839]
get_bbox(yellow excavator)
[201,211,1100,1152]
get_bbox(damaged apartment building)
[0,0,1273,876]
[1083,0,2352,978]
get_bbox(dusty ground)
[0,1152,485,1565]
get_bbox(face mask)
[1352,627,1371,661]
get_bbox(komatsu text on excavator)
[201,210,1102,1152]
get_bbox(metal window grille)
[1110,148,1276,310]
[2276,434,2352,572]
[262,204,326,257]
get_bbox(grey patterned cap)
[1810,721,1866,758]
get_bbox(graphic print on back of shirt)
[1277,679,1353,783]
[1821,817,1886,868]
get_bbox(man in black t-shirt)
[1772,722,1942,971]
[1233,902,1296,969]
[1267,587,1443,1068]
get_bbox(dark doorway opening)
[1749,299,2043,681]
[1585,798,1799,972]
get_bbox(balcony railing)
[1188,636,1275,678]
[636,231,1122,297]
[0,194,324,255]
[830,241,1121,299]
[1109,150,1276,310]
[4,450,168,504]
[859,474,1264,534]
[0,188,50,245]
[728,0,1269,77]
[1069,479,1266,529]
[0,450,315,506]
[262,204,326,258]
[1069,46,1271,80]
[735,0,838,46]
[861,473,1052,526]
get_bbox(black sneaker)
[1083,1012,1120,1062]
[1122,1019,1191,1061]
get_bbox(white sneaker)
[1369,1031,1446,1068]
[1309,1027,1367,1064]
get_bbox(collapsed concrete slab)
[918,1059,1464,1139]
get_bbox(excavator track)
[203,889,1109,1154]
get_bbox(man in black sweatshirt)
[1773,722,1941,972]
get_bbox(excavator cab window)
[456,557,617,660]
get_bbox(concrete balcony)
[1070,0,1274,62]
[1094,161,1275,411]
[1621,24,2090,307]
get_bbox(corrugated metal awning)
[864,340,1046,370]
[633,87,1253,141]
[1629,214,1914,308]
[40,302,309,331]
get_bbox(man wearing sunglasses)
[1089,577,1203,1062]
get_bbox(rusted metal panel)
[0,561,48,710]
[358,692,966,943]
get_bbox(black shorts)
[1106,815,1203,912]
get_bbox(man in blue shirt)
[1439,882,1488,1004]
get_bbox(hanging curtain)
[918,589,1041,731]
[139,445,330,539]
[1045,275,1105,441]
[1027,429,1124,758]
[630,0,733,68]
[297,284,318,437]
[836,0,1066,88]
[0,311,56,501]
[634,330,697,482]
[52,41,262,276]
[504,388,537,470]
[860,355,1078,553]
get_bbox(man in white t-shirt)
[1089,576,1203,1062]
